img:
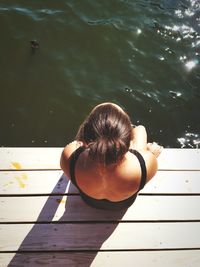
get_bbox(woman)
[60,102,163,210]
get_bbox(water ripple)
[1,0,200,147]
[1,5,64,21]
[38,9,63,15]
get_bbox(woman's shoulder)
[113,147,160,192]
[131,149,158,183]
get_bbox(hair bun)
[88,137,127,165]
[76,102,132,165]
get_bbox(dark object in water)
[30,40,39,50]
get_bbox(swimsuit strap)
[129,149,147,191]
[69,146,85,188]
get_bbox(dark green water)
[0,0,200,148]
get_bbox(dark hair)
[76,103,133,165]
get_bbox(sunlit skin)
[60,103,163,202]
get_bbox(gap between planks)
[1,248,200,253]
[1,220,200,225]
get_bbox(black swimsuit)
[69,146,147,210]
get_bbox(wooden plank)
[0,223,200,251]
[0,147,62,170]
[1,251,200,267]
[0,195,199,222]
[1,170,200,195]
[0,148,200,171]
[158,148,200,170]
[143,170,200,194]
[91,250,200,267]
[0,171,75,195]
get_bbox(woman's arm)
[130,125,147,151]
[60,141,83,179]
[130,125,163,182]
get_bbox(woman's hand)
[147,142,163,158]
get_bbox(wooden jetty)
[0,148,200,266]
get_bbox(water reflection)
[185,59,198,70]
[0,0,200,147]
[177,132,200,148]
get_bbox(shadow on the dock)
[8,174,127,267]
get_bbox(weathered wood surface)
[0,148,200,170]
[0,148,200,267]
[0,148,62,170]
[0,195,199,222]
[1,251,200,267]
[0,171,200,195]
[1,223,200,251]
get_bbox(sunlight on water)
[177,133,200,148]
[175,0,200,18]
[185,60,198,71]
[169,91,182,98]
